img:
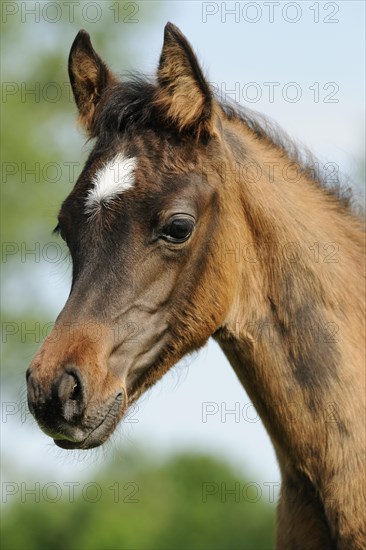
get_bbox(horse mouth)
[53,393,124,450]
[51,351,170,450]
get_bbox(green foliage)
[1,452,275,550]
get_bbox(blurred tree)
[1,452,275,550]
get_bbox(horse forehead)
[76,132,205,216]
[85,153,137,214]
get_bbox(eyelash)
[53,223,67,242]
[52,224,60,236]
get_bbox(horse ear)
[155,23,213,138]
[68,30,116,134]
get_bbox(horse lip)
[37,419,86,443]
[53,437,86,449]
[53,393,124,450]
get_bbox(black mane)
[93,74,359,213]
[220,99,356,212]
[93,75,163,140]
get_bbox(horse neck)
[215,116,365,479]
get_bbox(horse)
[27,23,365,549]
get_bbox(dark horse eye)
[162,217,194,243]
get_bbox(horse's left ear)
[68,30,117,134]
[155,23,213,138]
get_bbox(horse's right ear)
[68,30,116,135]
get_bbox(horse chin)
[53,392,124,450]
[54,435,104,450]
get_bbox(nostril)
[58,372,81,404]
[56,369,85,423]
[69,381,80,401]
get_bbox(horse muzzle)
[26,362,125,449]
